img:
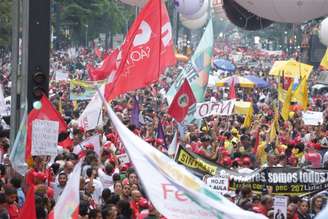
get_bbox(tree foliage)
[0,0,12,49]
[56,0,134,46]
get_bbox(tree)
[56,0,134,47]
[0,0,12,50]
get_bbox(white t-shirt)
[98,168,114,189]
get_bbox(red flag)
[252,129,260,154]
[104,0,176,100]
[229,78,236,99]
[26,96,68,161]
[168,79,196,122]
[87,49,119,81]
[19,186,36,219]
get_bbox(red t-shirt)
[7,204,19,219]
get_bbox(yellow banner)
[176,149,217,175]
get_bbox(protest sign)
[273,196,288,219]
[194,100,235,119]
[55,70,69,81]
[302,111,323,126]
[31,119,59,156]
[70,80,104,100]
[175,146,328,196]
[117,153,130,165]
[205,176,229,195]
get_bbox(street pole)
[9,0,21,147]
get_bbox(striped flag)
[48,159,82,219]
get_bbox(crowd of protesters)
[0,39,327,219]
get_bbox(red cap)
[242,157,251,166]
[222,157,232,166]
[84,143,94,150]
[139,198,149,209]
[155,139,164,145]
[233,157,242,165]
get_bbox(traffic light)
[25,0,50,112]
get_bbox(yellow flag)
[243,106,253,128]
[269,107,279,142]
[58,98,63,114]
[73,100,79,111]
[278,83,286,102]
[293,77,308,110]
[281,81,293,121]
[320,49,328,70]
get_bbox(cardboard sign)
[206,176,229,195]
[302,111,323,126]
[55,70,69,81]
[273,196,288,219]
[117,153,130,165]
[31,119,59,156]
[194,100,235,119]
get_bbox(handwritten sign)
[194,100,235,119]
[31,119,59,156]
[302,111,323,126]
[117,153,130,165]
[205,176,229,195]
[273,196,288,219]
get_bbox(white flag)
[167,131,178,157]
[73,134,101,156]
[9,106,28,176]
[77,86,104,131]
[50,159,82,219]
[104,102,266,219]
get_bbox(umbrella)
[216,75,269,88]
[244,75,270,88]
[269,59,313,78]
[213,58,236,72]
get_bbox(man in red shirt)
[4,185,19,219]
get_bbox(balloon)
[120,0,147,7]
[33,101,42,110]
[233,0,328,23]
[182,0,209,19]
[319,17,328,47]
[174,0,204,16]
[180,12,208,30]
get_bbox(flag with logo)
[104,0,176,100]
[103,100,266,219]
[77,85,104,131]
[166,19,213,123]
[320,48,328,70]
[168,79,196,123]
[48,159,82,219]
[9,104,28,176]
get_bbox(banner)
[69,80,105,100]
[302,111,323,126]
[55,70,69,81]
[175,146,328,195]
[194,100,235,119]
